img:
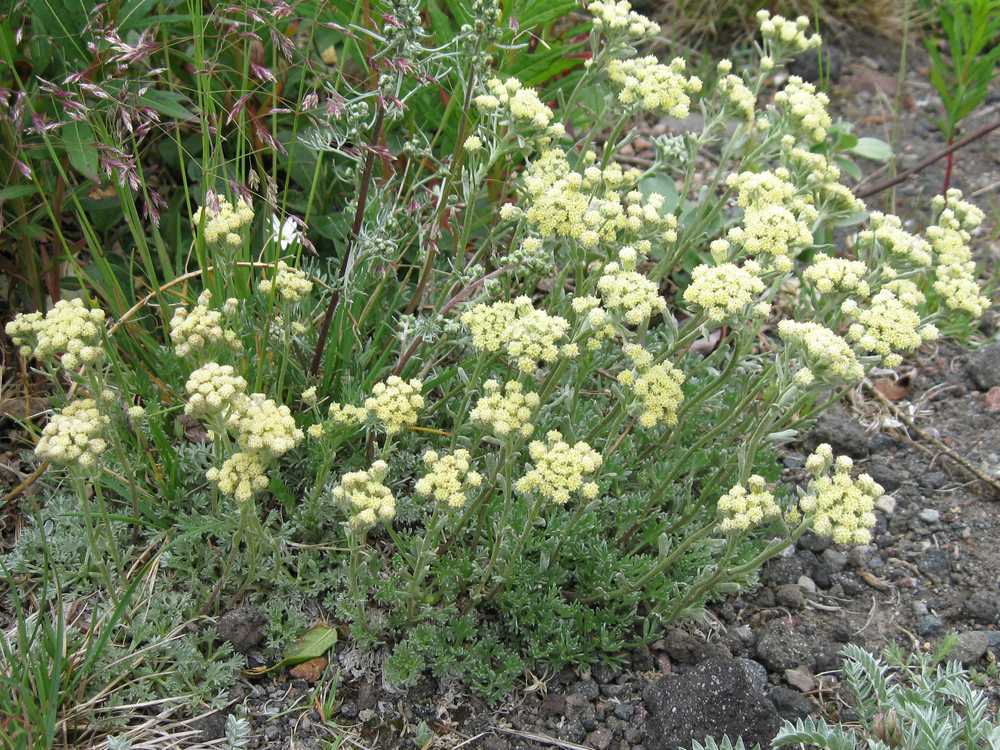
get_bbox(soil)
[3,23,1000,750]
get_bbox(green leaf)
[139,90,197,121]
[850,137,892,162]
[245,624,338,676]
[835,155,862,181]
[0,185,38,201]
[639,174,680,213]
[62,121,99,181]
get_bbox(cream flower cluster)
[35,398,110,468]
[170,291,241,357]
[461,297,570,373]
[927,190,988,318]
[800,444,881,545]
[608,56,701,117]
[259,261,313,302]
[716,67,755,121]
[717,475,780,532]
[233,393,304,457]
[364,376,424,435]
[728,202,815,271]
[588,0,659,39]
[6,299,106,370]
[471,379,540,438]
[192,196,254,247]
[515,430,602,505]
[783,147,864,214]
[846,288,936,368]
[184,362,248,421]
[522,149,670,247]
[572,296,617,350]
[333,460,396,530]
[728,169,796,209]
[859,213,932,267]
[803,254,870,297]
[773,76,831,143]
[475,77,562,140]
[617,344,685,428]
[777,320,864,383]
[683,261,765,322]
[207,452,269,502]
[756,11,821,53]
[328,402,368,427]
[414,449,483,508]
[597,246,667,326]
[505,236,551,274]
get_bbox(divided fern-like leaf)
[772,716,859,750]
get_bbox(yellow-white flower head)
[333,460,395,529]
[846,288,935,368]
[170,290,242,358]
[328,402,369,427]
[773,76,831,143]
[925,212,989,318]
[184,362,248,420]
[683,261,766,322]
[414,449,483,508]
[597,246,667,326]
[193,195,254,247]
[589,0,659,39]
[757,10,821,53]
[717,74,755,121]
[515,430,602,505]
[6,298,106,371]
[462,297,570,373]
[727,203,814,264]
[777,320,864,383]
[471,379,540,439]
[476,77,555,133]
[799,445,882,545]
[859,212,932,267]
[727,169,796,209]
[618,343,685,428]
[718,475,780,532]
[933,188,984,231]
[35,398,110,469]
[803,253,870,297]
[364,376,423,435]
[608,56,701,117]
[259,261,313,302]
[207,451,269,502]
[232,393,304,457]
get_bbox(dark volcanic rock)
[216,606,267,652]
[805,408,869,458]
[967,343,1000,390]
[755,620,818,672]
[643,659,780,750]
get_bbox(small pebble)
[918,508,941,524]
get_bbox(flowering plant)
[2,0,992,729]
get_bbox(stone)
[917,549,951,580]
[614,702,635,720]
[737,658,768,693]
[797,532,831,553]
[916,614,945,637]
[962,592,1000,625]
[789,44,844,83]
[776,584,805,609]
[847,545,874,569]
[763,556,807,586]
[822,548,848,572]
[216,606,267,653]
[586,728,613,750]
[643,659,780,750]
[806,408,869,458]
[784,667,816,693]
[874,496,897,515]
[797,576,817,595]
[574,679,600,700]
[541,693,566,716]
[951,631,990,665]
[967,343,1000,390]
[755,620,817,672]
[918,508,941,524]
[769,686,813,722]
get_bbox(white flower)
[270,214,302,251]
